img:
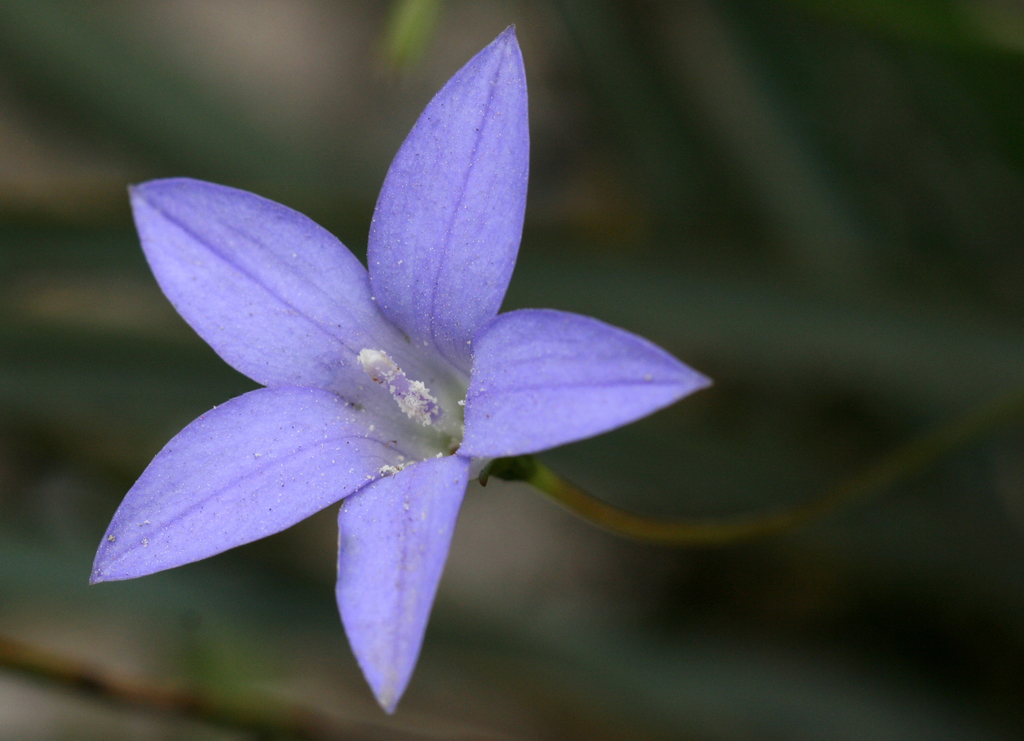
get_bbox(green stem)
[8,392,1024,728]
[484,389,1024,545]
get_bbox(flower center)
[358,349,444,427]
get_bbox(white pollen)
[358,348,441,427]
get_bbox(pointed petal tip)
[126,180,147,204]
[90,545,114,585]
[88,571,121,586]
[686,367,714,394]
[128,177,201,216]
[89,547,137,585]
[129,176,208,203]
[368,23,529,370]
[493,24,523,64]
[461,309,713,458]
[88,561,126,585]
[128,176,172,196]
[337,456,470,717]
[89,545,129,584]
[129,178,392,391]
[373,682,401,715]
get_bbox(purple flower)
[91,27,710,712]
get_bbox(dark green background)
[1,1,1023,738]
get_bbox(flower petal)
[368,26,529,374]
[92,386,411,583]
[131,178,403,396]
[336,454,469,713]
[460,309,712,457]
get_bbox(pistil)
[358,349,444,427]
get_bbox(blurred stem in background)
[2,386,1022,737]
[552,0,873,282]
[4,0,1024,736]
[0,0,302,184]
[382,0,443,72]
[0,634,448,741]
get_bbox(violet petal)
[131,178,403,397]
[368,27,528,374]
[460,309,712,457]
[92,386,409,583]
[336,454,469,712]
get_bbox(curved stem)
[0,634,454,740]
[484,389,1024,545]
[8,395,1024,730]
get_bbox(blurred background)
[2,0,1024,738]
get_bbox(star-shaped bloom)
[91,27,710,712]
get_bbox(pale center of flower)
[358,349,443,427]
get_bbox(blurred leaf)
[382,0,442,72]
[507,256,1024,413]
[0,0,304,181]
[552,0,705,219]
[783,0,978,48]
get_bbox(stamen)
[358,349,443,427]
